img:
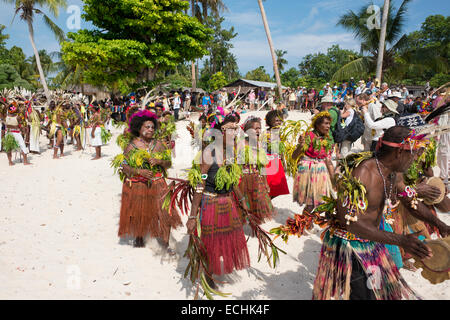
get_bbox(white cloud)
[231,32,360,75]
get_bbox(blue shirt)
[202,96,211,106]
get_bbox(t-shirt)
[202,96,211,106]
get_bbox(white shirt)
[173,97,181,109]
[344,108,355,126]
[363,112,396,141]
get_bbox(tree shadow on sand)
[236,238,322,300]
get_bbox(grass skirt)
[118,178,182,240]
[199,193,250,276]
[293,158,333,207]
[239,172,275,224]
[312,230,420,300]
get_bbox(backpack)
[346,113,365,143]
[328,106,347,143]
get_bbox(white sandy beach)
[0,110,449,300]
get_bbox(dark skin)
[187,128,249,235]
[121,120,172,247]
[72,105,83,151]
[292,118,335,214]
[90,110,102,160]
[5,112,31,166]
[335,148,450,260]
[53,106,68,159]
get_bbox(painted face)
[139,120,155,140]
[251,121,261,138]
[156,107,163,117]
[317,118,331,136]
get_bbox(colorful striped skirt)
[312,229,420,300]
[239,171,275,224]
[199,192,250,276]
[293,157,333,207]
[118,178,182,240]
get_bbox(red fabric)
[265,155,289,198]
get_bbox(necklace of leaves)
[375,156,398,209]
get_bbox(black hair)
[266,110,283,127]
[199,114,207,122]
[243,117,261,132]
[129,115,159,137]
[313,115,332,132]
[375,126,411,158]
[216,114,238,132]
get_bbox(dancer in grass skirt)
[237,116,274,225]
[291,111,335,221]
[186,115,251,285]
[115,110,181,252]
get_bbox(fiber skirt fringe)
[118,178,182,240]
[293,158,333,207]
[312,230,420,300]
[199,193,250,276]
[239,173,275,224]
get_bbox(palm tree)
[190,0,228,90]
[258,0,283,98]
[275,49,288,73]
[199,0,228,21]
[6,0,67,100]
[332,0,412,82]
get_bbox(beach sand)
[1,110,448,300]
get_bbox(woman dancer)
[186,116,251,286]
[238,116,274,224]
[3,102,31,166]
[264,110,289,199]
[291,112,335,220]
[116,110,181,252]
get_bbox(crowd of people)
[1,78,449,300]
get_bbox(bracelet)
[188,216,197,220]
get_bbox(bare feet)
[91,156,101,160]
[53,155,60,159]
[9,162,15,166]
[24,162,32,166]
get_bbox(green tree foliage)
[208,71,227,91]
[0,64,34,90]
[198,16,240,90]
[298,45,360,84]
[245,66,272,82]
[333,0,412,81]
[61,0,212,93]
[275,49,288,73]
[397,15,449,85]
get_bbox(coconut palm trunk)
[191,0,197,91]
[257,0,282,98]
[27,17,50,100]
[375,0,390,84]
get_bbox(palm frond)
[37,10,66,43]
[331,57,372,81]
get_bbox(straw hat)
[319,93,334,104]
[423,177,446,205]
[382,99,398,114]
[413,236,450,284]
[388,91,402,99]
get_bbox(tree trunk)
[376,0,390,85]
[27,18,50,101]
[191,0,197,91]
[257,0,283,98]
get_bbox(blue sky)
[1,0,449,76]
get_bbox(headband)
[375,129,429,152]
[128,110,158,128]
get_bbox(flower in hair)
[128,110,158,128]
